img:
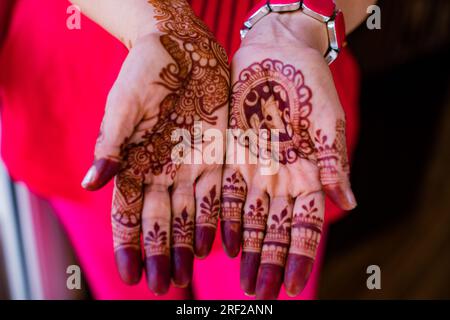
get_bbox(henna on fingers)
[240,195,269,295]
[144,221,171,294]
[256,204,292,300]
[221,171,247,257]
[314,120,356,209]
[195,185,220,258]
[172,207,195,287]
[170,185,196,287]
[112,168,145,284]
[284,194,324,296]
[141,186,172,295]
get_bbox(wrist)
[242,11,329,54]
[70,0,162,50]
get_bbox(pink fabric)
[0,0,128,202]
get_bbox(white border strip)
[0,162,28,299]
[15,182,44,299]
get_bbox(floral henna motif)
[290,199,323,259]
[261,208,292,267]
[144,222,169,257]
[231,59,314,164]
[221,172,247,222]
[137,0,229,177]
[172,208,195,249]
[112,0,229,253]
[243,199,268,253]
[335,120,349,171]
[197,186,220,228]
[112,170,143,251]
[314,119,349,185]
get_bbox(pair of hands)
[81,0,356,299]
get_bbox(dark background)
[319,0,450,299]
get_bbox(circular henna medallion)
[231,59,314,164]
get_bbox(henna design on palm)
[230,59,314,164]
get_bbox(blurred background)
[319,0,450,299]
[0,0,449,299]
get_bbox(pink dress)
[0,0,360,299]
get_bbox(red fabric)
[0,0,359,222]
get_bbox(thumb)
[314,119,357,210]
[82,84,141,191]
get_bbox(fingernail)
[220,221,241,258]
[194,226,216,259]
[323,183,357,210]
[240,252,260,296]
[82,158,121,191]
[345,189,357,209]
[146,255,171,295]
[255,264,283,300]
[81,166,97,188]
[115,247,142,285]
[171,247,193,288]
[284,255,314,297]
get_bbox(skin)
[221,12,358,299]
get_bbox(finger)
[240,189,269,296]
[256,197,293,300]
[194,168,222,258]
[112,168,144,285]
[82,82,142,191]
[171,185,195,288]
[142,185,171,295]
[314,119,357,210]
[284,191,325,297]
[220,169,247,257]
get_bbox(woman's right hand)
[81,0,230,295]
